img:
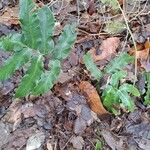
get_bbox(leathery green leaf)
[15,56,43,97]
[37,6,55,54]
[53,24,76,60]
[0,49,31,81]
[19,0,40,49]
[32,60,60,95]
[0,33,26,52]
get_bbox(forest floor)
[0,0,150,150]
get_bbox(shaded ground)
[0,0,150,149]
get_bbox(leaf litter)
[0,0,150,150]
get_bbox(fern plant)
[104,21,126,34]
[144,72,150,105]
[101,0,119,10]
[102,70,140,115]
[83,52,140,114]
[0,0,76,98]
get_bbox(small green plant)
[83,52,140,114]
[95,139,103,150]
[83,53,102,80]
[0,0,76,98]
[102,70,140,115]
[144,72,150,105]
[104,21,126,34]
[101,0,119,10]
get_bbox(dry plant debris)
[88,37,120,62]
[79,81,109,115]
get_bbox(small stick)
[117,0,138,84]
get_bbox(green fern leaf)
[144,72,150,105]
[144,87,150,105]
[83,53,102,80]
[144,72,150,84]
[102,85,119,113]
[119,83,140,97]
[95,140,103,150]
[53,24,76,60]
[15,56,43,97]
[104,21,126,34]
[117,90,135,112]
[19,0,40,49]
[105,52,134,74]
[101,0,119,10]
[0,49,31,81]
[110,70,127,87]
[32,60,60,95]
[37,6,55,54]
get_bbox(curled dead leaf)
[79,81,109,115]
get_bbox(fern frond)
[101,0,119,10]
[119,83,140,97]
[105,52,134,74]
[117,90,135,112]
[83,53,102,80]
[110,70,127,87]
[144,72,150,105]
[102,85,119,113]
[104,21,126,34]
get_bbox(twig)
[117,0,138,84]
[77,28,111,36]
[128,0,149,22]
[60,135,73,150]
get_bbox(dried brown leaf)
[0,6,19,25]
[144,41,150,49]
[79,81,109,115]
[129,41,150,71]
[88,37,120,62]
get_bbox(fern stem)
[117,0,138,85]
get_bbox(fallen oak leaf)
[88,37,120,62]
[145,40,150,49]
[129,41,150,70]
[0,6,19,26]
[141,58,150,72]
[129,40,150,60]
[136,48,149,61]
[79,81,109,115]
